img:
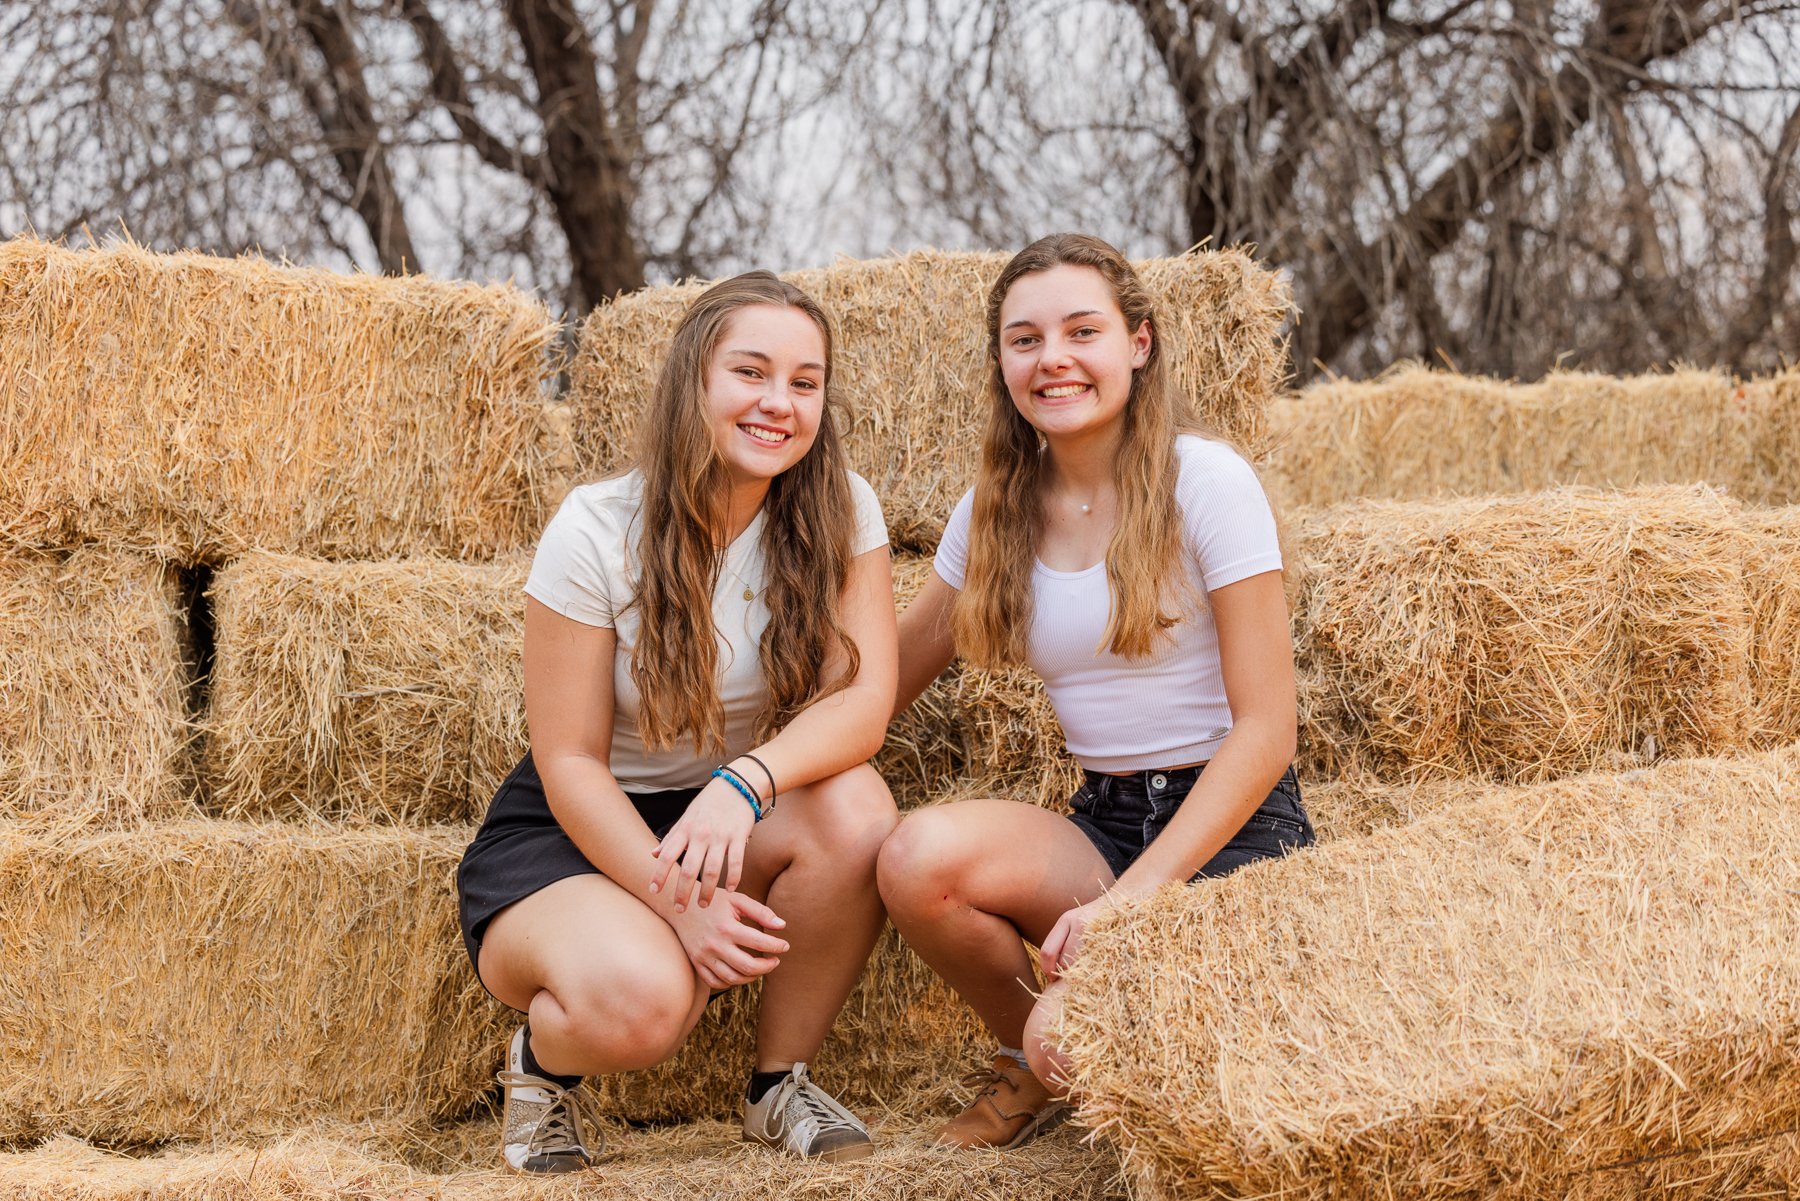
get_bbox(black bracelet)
[740,753,778,808]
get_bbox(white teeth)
[742,425,789,444]
[1041,384,1088,398]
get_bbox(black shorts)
[1066,763,1314,880]
[456,751,700,989]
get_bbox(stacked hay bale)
[1057,745,1800,1201]
[206,553,530,825]
[1265,365,1800,511]
[0,548,192,823]
[0,238,561,1143]
[0,820,496,1143]
[1292,484,1756,784]
[0,238,559,563]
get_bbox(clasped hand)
[650,778,785,989]
[1039,897,1111,983]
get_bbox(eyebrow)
[724,349,825,372]
[1002,308,1104,331]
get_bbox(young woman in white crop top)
[459,273,898,1171]
[877,234,1315,1151]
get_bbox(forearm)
[733,679,891,801]
[1113,717,1295,897]
[537,751,681,917]
[894,572,958,717]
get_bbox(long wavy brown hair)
[628,271,859,754]
[953,234,1201,668]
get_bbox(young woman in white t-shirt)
[459,272,898,1171]
[878,234,1314,1150]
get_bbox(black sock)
[521,1026,583,1089]
[746,1069,790,1104]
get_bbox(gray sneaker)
[497,1025,603,1173]
[743,1062,874,1162]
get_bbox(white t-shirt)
[934,434,1282,773]
[526,470,888,791]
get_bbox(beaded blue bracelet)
[712,766,763,821]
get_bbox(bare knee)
[542,956,699,1072]
[876,805,971,921]
[794,764,898,868]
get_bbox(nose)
[1039,334,1076,371]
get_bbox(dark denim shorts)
[1067,763,1314,881]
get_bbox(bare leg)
[478,872,709,1077]
[1022,980,1075,1096]
[735,763,898,1072]
[877,799,1112,1050]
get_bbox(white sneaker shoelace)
[759,1063,868,1154]
[497,1070,603,1166]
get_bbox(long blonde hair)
[629,271,859,753]
[953,234,1197,668]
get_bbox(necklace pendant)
[743,589,755,601]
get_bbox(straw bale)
[205,552,528,825]
[569,249,1289,551]
[0,1118,1125,1199]
[1057,745,1800,1201]
[0,819,1008,1140]
[0,237,559,564]
[1264,365,1800,511]
[1745,504,1800,746]
[0,547,193,823]
[0,818,507,1145]
[1292,484,1755,784]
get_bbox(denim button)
[1151,773,1167,789]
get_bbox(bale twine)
[1057,745,1800,1201]
[0,238,560,564]
[205,553,528,825]
[0,819,505,1144]
[0,547,192,823]
[1265,365,1799,511]
[569,249,1289,552]
[1293,484,1755,784]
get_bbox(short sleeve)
[847,472,889,556]
[1176,436,1283,592]
[524,485,631,628]
[931,488,977,589]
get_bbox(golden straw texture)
[1058,745,1800,1201]
[1292,485,1755,783]
[205,552,528,824]
[1265,365,1800,511]
[569,250,1289,551]
[0,547,193,823]
[0,1120,1124,1199]
[0,238,559,564]
[1745,504,1800,747]
[0,819,506,1144]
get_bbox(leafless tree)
[843,0,1800,379]
[0,0,869,312]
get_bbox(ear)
[1129,318,1153,370]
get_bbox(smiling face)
[996,263,1152,443]
[703,302,828,488]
